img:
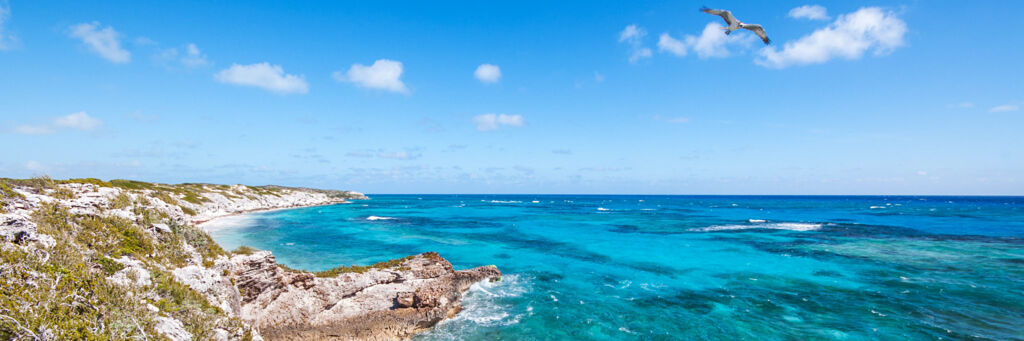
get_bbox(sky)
[1,1,1022,195]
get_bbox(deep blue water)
[208,195,1024,340]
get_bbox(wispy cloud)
[13,112,102,135]
[156,43,210,68]
[757,7,907,68]
[0,0,17,50]
[474,64,501,83]
[473,113,524,131]
[619,24,652,63]
[180,43,209,67]
[68,22,131,63]
[658,22,755,59]
[989,104,1020,113]
[346,148,422,160]
[657,33,687,57]
[789,5,830,20]
[55,111,102,130]
[215,62,309,94]
[334,59,408,94]
[13,125,55,135]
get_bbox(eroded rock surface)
[226,251,501,340]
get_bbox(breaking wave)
[690,222,822,232]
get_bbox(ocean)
[207,195,1024,340]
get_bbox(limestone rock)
[155,316,193,341]
[228,251,501,340]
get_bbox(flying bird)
[700,6,771,45]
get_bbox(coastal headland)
[0,177,500,340]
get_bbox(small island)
[0,177,500,340]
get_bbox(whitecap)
[748,219,767,223]
[690,222,822,232]
[597,207,610,211]
[366,216,396,221]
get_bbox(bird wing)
[743,24,771,44]
[700,7,738,26]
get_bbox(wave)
[485,200,522,204]
[597,207,611,211]
[366,216,396,221]
[691,222,822,232]
[422,274,530,339]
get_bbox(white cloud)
[68,22,131,63]
[657,33,687,57]
[630,48,652,62]
[378,151,420,160]
[0,0,17,50]
[215,62,309,94]
[473,113,524,131]
[757,7,906,69]
[619,24,652,63]
[593,72,605,82]
[334,59,408,94]
[952,102,974,109]
[12,111,101,135]
[156,43,210,68]
[989,104,1020,113]
[474,64,501,83]
[13,125,55,135]
[618,24,645,43]
[789,5,830,20]
[180,43,209,67]
[54,112,102,130]
[687,22,757,59]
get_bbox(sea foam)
[691,222,822,232]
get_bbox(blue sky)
[1,1,1021,194]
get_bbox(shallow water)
[208,195,1024,340]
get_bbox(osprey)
[700,7,771,45]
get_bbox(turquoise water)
[209,195,1024,340]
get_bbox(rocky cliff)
[0,177,499,340]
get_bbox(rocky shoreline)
[0,178,500,340]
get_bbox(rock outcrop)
[216,251,501,340]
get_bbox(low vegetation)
[0,177,360,339]
[284,255,417,277]
[0,182,243,339]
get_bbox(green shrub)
[313,255,415,278]
[50,187,76,200]
[61,178,111,187]
[94,256,126,276]
[232,245,258,255]
[110,192,133,209]
[109,179,158,191]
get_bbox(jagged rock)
[227,251,501,340]
[151,223,172,234]
[155,316,193,341]
[0,213,55,248]
[173,263,243,316]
